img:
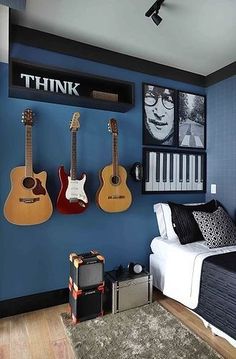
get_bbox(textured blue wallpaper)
[206,76,236,220]
[0,46,205,300]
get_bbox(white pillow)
[153,203,178,240]
[150,236,180,254]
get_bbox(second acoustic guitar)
[96,118,132,213]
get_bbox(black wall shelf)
[9,58,135,112]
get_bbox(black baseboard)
[0,288,69,318]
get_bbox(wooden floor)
[1,290,236,359]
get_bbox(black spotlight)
[151,13,162,26]
[145,0,165,27]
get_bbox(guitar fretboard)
[71,131,77,180]
[25,125,33,177]
[112,134,118,177]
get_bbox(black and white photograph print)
[178,91,206,149]
[143,83,176,147]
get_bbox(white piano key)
[164,153,171,191]
[197,155,203,191]
[145,151,155,192]
[185,154,191,191]
[175,154,182,191]
[181,154,187,190]
[200,154,205,190]
[186,154,190,191]
[194,155,199,189]
[170,153,177,191]
[194,155,200,191]
[158,152,165,191]
[189,155,195,190]
[152,152,159,191]
[186,154,190,190]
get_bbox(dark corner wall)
[0,40,206,302]
[206,75,236,220]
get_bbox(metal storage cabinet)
[105,270,153,314]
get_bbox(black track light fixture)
[145,0,165,27]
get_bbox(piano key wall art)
[142,148,206,193]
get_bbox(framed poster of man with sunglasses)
[143,83,177,146]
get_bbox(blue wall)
[206,75,236,220]
[0,45,205,300]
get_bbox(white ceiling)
[9,0,236,75]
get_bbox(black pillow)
[168,200,218,245]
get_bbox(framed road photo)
[178,91,206,149]
[143,83,177,147]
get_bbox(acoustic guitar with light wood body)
[56,112,88,214]
[4,109,53,225]
[96,118,132,213]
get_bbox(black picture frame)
[142,147,206,194]
[142,83,177,147]
[178,91,206,149]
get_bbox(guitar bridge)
[69,198,79,203]
[69,198,86,207]
[19,198,40,203]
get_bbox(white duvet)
[150,237,236,309]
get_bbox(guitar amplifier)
[69,250,105,291]
[69,285,104,323]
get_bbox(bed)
[150,201,236,348]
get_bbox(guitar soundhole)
[111,176,120,185]
[22,177,36,189]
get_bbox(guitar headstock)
[70,112,80,132]
[108,118,118,135]
[21,109,34,126]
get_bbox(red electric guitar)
[56,112,88,214]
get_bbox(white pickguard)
[65,175,88,203]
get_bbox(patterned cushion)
[193,207,236,248]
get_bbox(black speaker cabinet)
[69,285,104,323]
[69,250,105,291]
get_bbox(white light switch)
[211,184,217,194]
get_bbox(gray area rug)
[61,302,221,359]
